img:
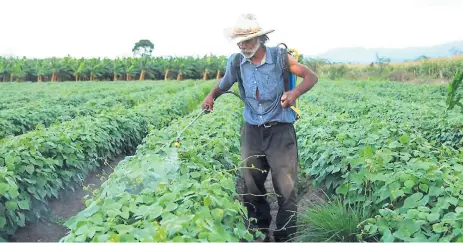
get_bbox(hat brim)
[224,28,275,44]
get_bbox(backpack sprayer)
[174,44,301,147]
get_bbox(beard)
[241,40,261,58]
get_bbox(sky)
[1,0,462,59]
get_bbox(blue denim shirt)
[218,46,296,125]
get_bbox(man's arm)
[288,53,318,97]
[202,54,238,111]
[208,83,227,100]
[281,54,318,108]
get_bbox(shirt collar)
[240,46,273,65]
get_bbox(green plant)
[59,94,255,242]
[0,81,190,140]
[446,70,463,112]
[0,81,212,238]
[295,80,463,241]
[294,193,373,242]
[327,64,349,80]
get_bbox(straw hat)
[224,13,275,44]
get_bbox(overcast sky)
[1,0,462,58]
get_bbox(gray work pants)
[240,122,298,242]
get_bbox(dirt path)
[9,154,126,242]
[236,170,325,242]
[264,172,325,242]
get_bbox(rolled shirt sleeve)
[218,53,239,91]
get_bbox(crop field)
[1,79,463,242]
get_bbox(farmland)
[1,78,463,242]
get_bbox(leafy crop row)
[0,81,161,110]
[0,81,193,140]
[296,80,463,241]
[60,94,256,242]
[305,81,462,148]
[0,81,213,238]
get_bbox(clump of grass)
[293,193,372,242]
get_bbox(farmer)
[201,13,318,242]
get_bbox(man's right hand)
[202,94,214,113]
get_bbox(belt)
[257,121,280,128]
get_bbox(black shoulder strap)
[232,53,245,99]
[278,43,290,92]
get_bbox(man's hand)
[202,83,226,113]
[202,94,215,112]
[281,90,300,108]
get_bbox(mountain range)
[308,40,463,64]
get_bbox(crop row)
[60,94,256,242]
[0,81,193,140]
[295,80,463,241]
[304,81,462,148]
[0,81,167,109]
[0,81,213,238]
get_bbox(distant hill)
[309,40,463,64]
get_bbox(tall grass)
[293,193,375,242]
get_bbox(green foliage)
[60,94,255,242]
[295,195,373,242]
[0,55,228,82]
[132,39,154,58]
[0,81,213,238]
[303,58,329,74]
[446,70,463,112]
[0,81,189,140]
[305,57,463,81]
[327,64,349,80]
[2,78,462,242]
[296,80,463,242]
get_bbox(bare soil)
[9,155,126,242]
[265,173,325,242]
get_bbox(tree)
[132,39,154,58]
[415,55,429,61]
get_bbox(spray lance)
[173,91,242,147]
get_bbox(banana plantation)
[0,56,228,82]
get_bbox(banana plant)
[74,58,86,81]
[122,57,137,81]
[34,59,49,82]
[110,58,124,81]
[161,57,174,80]
[173,57,195,80]
[202,55,216,80]
[194,56,207,80]
[150,57,165,80]
[63,56,79,81]
[2,58,14,82]
[0,58,5,82]
[48,58,63,82]
[87,58,108,81]
[137,57,151,81]
[216,56,227,79]
[10,57,27,82]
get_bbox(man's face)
[237,37,260,58]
